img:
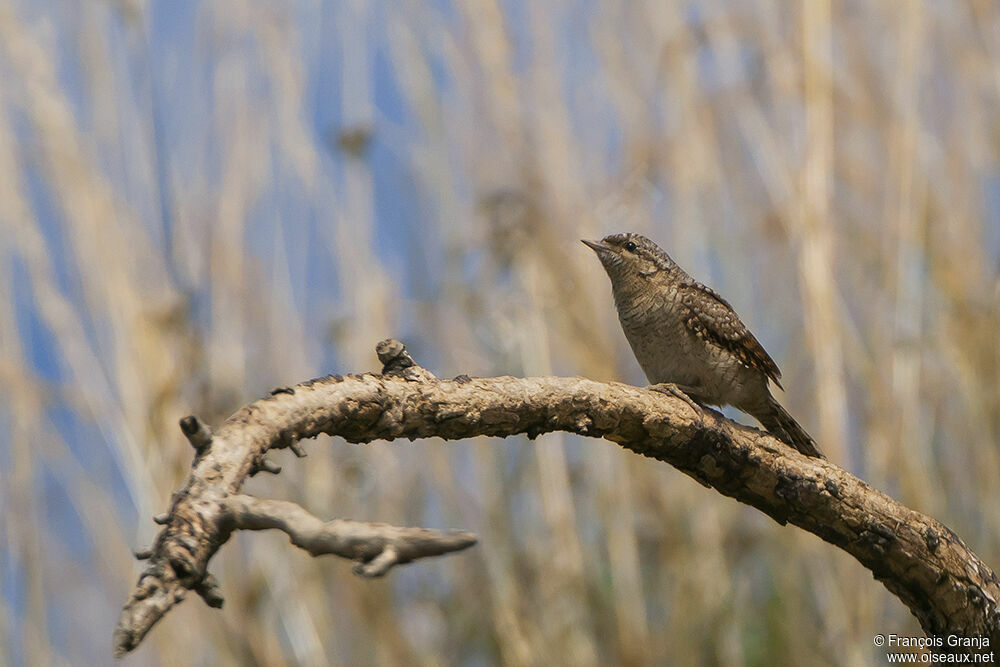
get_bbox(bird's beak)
[581,238,611,253]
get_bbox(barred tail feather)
[756,398,823,459]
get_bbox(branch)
[221,494,477,577]
[114,339,1000,656]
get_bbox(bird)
[583,232,822,458]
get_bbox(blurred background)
[2,0,999,664]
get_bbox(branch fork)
[114,339,1000,658]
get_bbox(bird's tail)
[755,397,824,458]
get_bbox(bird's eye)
[623,241,637,252]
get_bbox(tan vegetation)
[1,1,999,664]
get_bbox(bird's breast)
[616,287,700,384]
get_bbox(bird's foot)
[646,383,705,418]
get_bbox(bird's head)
[582,233,676,285]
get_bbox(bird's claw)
[646,383,705,418]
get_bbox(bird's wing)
[679,283,784,388]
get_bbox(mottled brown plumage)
[678,283,783,388]
[584,232,822,458]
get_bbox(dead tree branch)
[222,494,478,577]
[113,339,1000,656]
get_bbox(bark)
[113,339,1000,657]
